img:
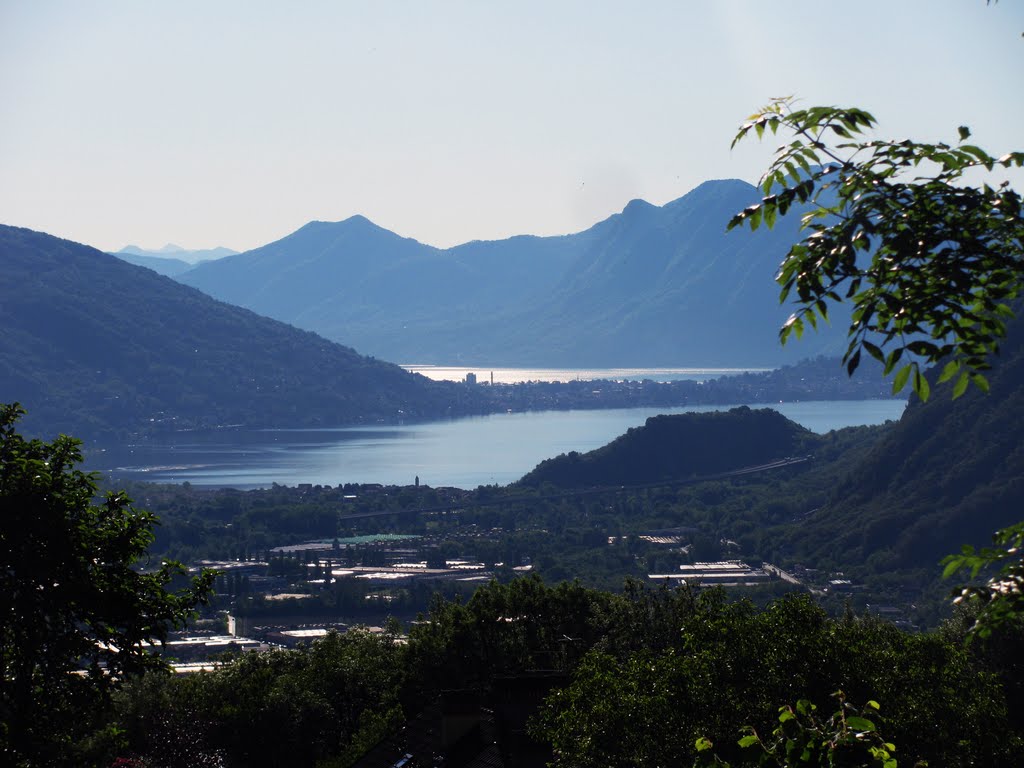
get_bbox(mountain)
[118,244,238,262]
[0,226,481,443]
[500,180,848,366]
[111,245,238,277]
[111,252,195,277]
[518,406,814,488]
[178,181,849,366]
[178,215,588,364]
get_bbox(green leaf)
[781,314,803,344]
[914,368,931,401]
[952,370,970,399]
[942,556,964,579]
[883,347,903,375]
[737,735,759,749]
[846,349,862,376]
[845,716,877,732]
[862,340,884,363]
[937,359,961,384]
[892,363,912,394]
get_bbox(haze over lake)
[95,399,906,490]
[402,366,770,384]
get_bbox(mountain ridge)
[111,244,239,277]
[178,181,850,367]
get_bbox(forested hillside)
[0,226,479,441]
[762,320,1024,579]
[520,406,813,488]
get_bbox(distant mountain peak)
[336,214,401,237]
[111,243,238,270]
[664,178,758,211]
[298,214,386,235]
[621,198,656,215]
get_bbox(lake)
[93,399,906,490]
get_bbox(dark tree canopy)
[0,403,215,766]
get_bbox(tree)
[114,627,407,768]
[0,403,215,766]
[729,98,1024,400]
[532,592,1012,766]
[942,520,1024,640]
[729,97,1024,642]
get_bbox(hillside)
[178,181,849,366]
[0,226,481,442]
[760,323,1024,580]
[519,406,815,488]
[508,328,1024,599]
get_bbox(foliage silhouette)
[0,403,215,766]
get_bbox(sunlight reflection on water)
[401,365,769,384]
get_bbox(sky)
[1,1,1022,254]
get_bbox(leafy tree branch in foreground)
[943,520,1024,641]
[729,98,1024,401]
[694,693,896,768]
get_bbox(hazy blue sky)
[2,1,1022,253]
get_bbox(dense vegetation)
[87,580,1024,767]
[520,406,813,488]
[776,325,1024,579]
[0,405,214,766]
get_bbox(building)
[649,560,771,587]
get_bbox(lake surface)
[93,400,906,490]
